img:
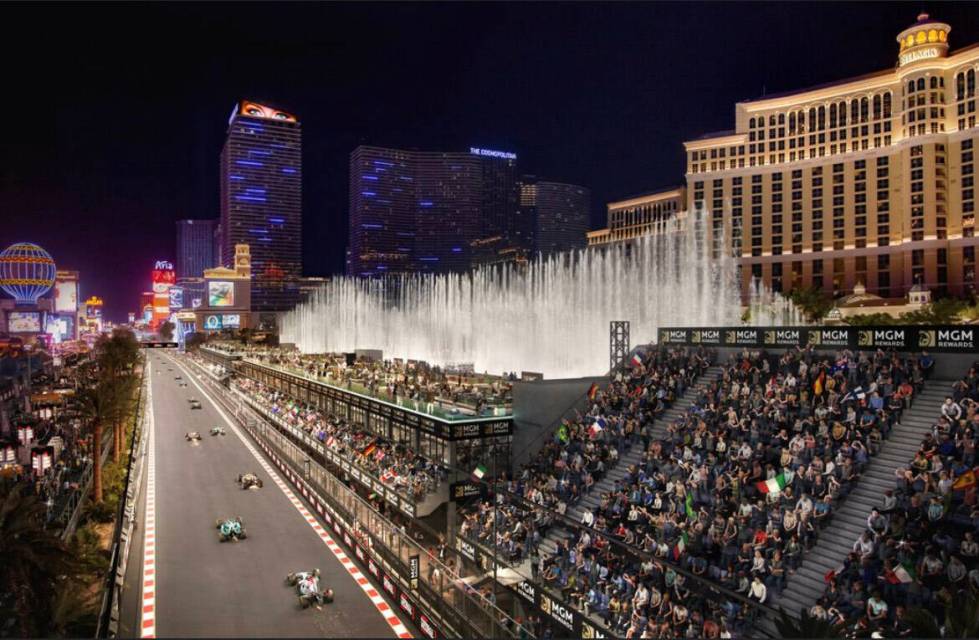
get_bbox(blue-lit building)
[347,146,519,276]
[175,219,216,279]
[220,100,302,310]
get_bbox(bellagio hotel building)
[683,14,979,300]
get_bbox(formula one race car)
[285,569,334,608]
[185,432,202,442]
[189,399,202,410]
[216,516,247,542]
[237,473,263,490]
[210,426,227,436]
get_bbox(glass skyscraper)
[347,145,519,276]
[175,219,216,279]
[220,100,302,309]
[519,177,591,257]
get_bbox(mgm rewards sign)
[660,326,977,353]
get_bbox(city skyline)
[3,3,978,320]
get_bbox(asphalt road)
[140,351,399,638]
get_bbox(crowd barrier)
[659,325,977,352]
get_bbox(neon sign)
[469,147,516,160]
[154,260,174,270]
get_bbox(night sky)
[3,2,977,321]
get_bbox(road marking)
[170,355,412,639]
[140,359,157,638]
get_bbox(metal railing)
[96,360,149,638]
[184,355,528,640]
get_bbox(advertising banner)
[222,314,241,328]
[53,279,78,313]
[658,325,979,353]
[208,281,235,307]
[8,312,42,333]
[204,315,223,330]
[169,286,184,310]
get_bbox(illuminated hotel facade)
[347,146,520,276]
[219,100,303,310]
[682,14,978,299]
[587,187,685,247]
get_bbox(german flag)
[361,442,377,458]
[587,383,599,401]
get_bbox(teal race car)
[215,516,247,542]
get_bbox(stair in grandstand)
[538,365,725,559]
[763,380,954,623]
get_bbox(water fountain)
[282,209,799,378]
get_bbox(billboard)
[45,315,75,343]
[192,297,203,309]
[8,312,42,333]
[658,325,979,353]
[85,296,103,318]
[54,279,78,313]
[169,286,184,310]
[222,314,241,328]
[208,281,234,307]
[204,314,223,330]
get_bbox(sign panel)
[658,325,979,354]
[222,314,241,328]
[8,312,41,333]
[53,279,78,313]
[208,281,235,307]
[204,315,223,330]
[169,286,184,310]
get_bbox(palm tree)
[77,376,120,504]
[0,482,80,636]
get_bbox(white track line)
[170,354,412,639]
[140,359,157,638]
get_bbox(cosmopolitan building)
[175,219,216,279]
[219,100,303,310]
[684,14,979,299]
[347,146,520,276]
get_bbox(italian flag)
[756,474,788,495]
[885,562,916,585]
[631,353,643,368]
[672,532,688,561]
[472,464,487,482]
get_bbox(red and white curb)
[140,361,157,638]
[175,356,412,639]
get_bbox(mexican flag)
[756,474,788,495]
[631,353,643,368]
[672,532,688,561]
[472,464,487,482]
[885,562,916,585]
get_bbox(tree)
[905,591,979,638]
[77,375,120,503]
[0,482,81,636]
[158,320,175,342]
[184,332,207,351]
[787,287,834,323]
[93,329,140,462]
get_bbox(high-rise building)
[683,14,979,299]
[519,176,591,257]
[220,100,302,308]
[587,187,686,248]
[175,219,216,279]
[347,146,519,276]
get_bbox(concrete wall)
[511,375,606,469]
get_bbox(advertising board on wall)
[208,281,234,307]
[53,278,78,313]
[8,312,42,333]
[658,325,979,353]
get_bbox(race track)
[134,351,404,638]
